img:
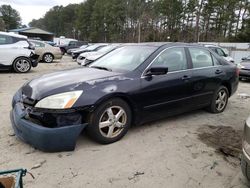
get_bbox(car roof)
[29,39,45,43]
[0,31,27,39]
[120,42,209,48]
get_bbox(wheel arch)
[12,56,31,66]
[221,82,232,96]
[92,93,138,125]
[43,52,54,58]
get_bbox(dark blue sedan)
[11,43,239,152]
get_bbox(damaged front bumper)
[29,53,39,67]
[10,90,88,152]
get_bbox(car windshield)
[89,46,157,73]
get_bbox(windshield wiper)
[91,66,112,72]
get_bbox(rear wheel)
[13,57,31,73]
[86,98,131,144]
[207,86,229,113]
[43,53,54,63]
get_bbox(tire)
[61,48,66,55]
[241,155,250,182]
[43,53,54,63]
[86,98,132,144]
[13,57,31,73]
[207,86,229,113]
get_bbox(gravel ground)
[0,56,250,188]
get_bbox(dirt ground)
[1,56,250,188]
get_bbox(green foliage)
[0,17,5,31]
[28,0,250,42]
[0,5,21,30]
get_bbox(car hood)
[223,56,234,62]
[22,67,121,100]
[72,49,90,53]
[87,53,103,61]
[80,51,103,59]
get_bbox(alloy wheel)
[44,54,53,63]
[15,59,31,72]
[215,90,227,111]
[99,106,127,138]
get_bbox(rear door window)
[189,48,214,68]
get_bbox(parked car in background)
[241,116,250,181]
[204,45,234,63]
[30,40,63,63]
[67,44,88,55]
[238,56,250,80]
[0,32,39,73]
[71,43,107,59]
[59,40,88,55]
[45,41,56,46]
[77,44,121,66]
[11,43,239,151]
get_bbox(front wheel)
[207,86,229,113]
[86,98,132,144]
[13,57,31,73]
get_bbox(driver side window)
[151,47,187,72]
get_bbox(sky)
[0,0,84,25]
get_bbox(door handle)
[182,75,191,80]
[215,69,223,74]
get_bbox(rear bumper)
[54,54,63,60]
[10,100,87,152]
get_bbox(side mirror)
[145,67,168,76]
[242,57,247,61]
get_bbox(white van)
[0,32,39,73]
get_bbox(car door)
[0,34,15,66]
[138,47,193,120]
[187,47,225,107]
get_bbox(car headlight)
[238,64,245,69]
[35,91,83,109]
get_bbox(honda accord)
[11,43,239,152]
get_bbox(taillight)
[236,67,240,76]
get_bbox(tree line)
[0,5,21,31]
[1,0,250,42]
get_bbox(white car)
[77,44,120,66]
[204,45,234,63]
[0,32,39,73]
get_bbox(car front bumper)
[30,53,39,67]
[241,117,250,179]
[10,91,88,152]
[240,69,250,79]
